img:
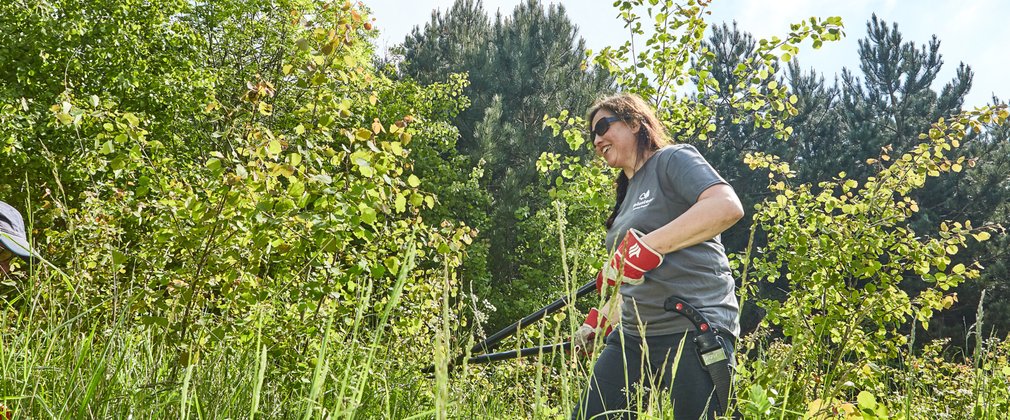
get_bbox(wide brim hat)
[0,201,35,259]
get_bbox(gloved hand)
[596,228,663,293]
[572,307,613,354]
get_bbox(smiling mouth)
[602,145,612,155]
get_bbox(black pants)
[571,329,735,420]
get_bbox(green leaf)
[358,203,377,224]
[206,158,221,171]
[123,113,140,127]
[140,316,169,327]
[856,391,876,410]
[56,112,73,125]
[267,140,282,156]
[384,257,400,273]
[394,194,406,212]
[112,250,128,266]
[99,140,115,155]
[407,174,420,188]
[288,180,305,198]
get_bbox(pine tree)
[398,0,611,328]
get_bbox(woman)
[571,93,744,419]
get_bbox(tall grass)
[0,243,429,418]
[3,225,1009,419]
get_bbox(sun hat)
[0,200,35,259]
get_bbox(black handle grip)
[423,279,596,375]
[664,296,724,350]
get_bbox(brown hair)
[587,93,671,229]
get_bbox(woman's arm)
[641,183,744,254]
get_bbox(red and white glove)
[572,307,613,354]
[596,228,664,293]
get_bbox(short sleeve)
[660,145,727,203]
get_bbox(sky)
[366,0,1008,108]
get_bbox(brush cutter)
[422,279,596,374]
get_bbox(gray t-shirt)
[607,144,740,338]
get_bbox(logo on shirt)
[632,189,654,210]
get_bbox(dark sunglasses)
[591,116,624,141]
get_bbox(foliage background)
[0,0,1008,418]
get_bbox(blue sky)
[367,0,1007,108]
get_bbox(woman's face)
[591,109,640,175]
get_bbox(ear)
[628,118,642,134]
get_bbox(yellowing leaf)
[355,128,372,141]
[407,174,420,188]
[56,112,73,125]
[267,140,282,155]
[258,101,273,116]
[371,118,383,134]
[973,231,991,241]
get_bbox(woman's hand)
[596,228,664,293]
[573,295,622,354]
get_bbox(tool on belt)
[664,295,734,417]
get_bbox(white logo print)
[628,243,642,258]
[633,189,654,210]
